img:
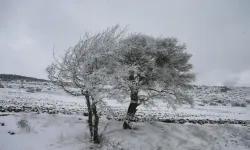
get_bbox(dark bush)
[231,102,246,107]
[26,88,35,93]
[221,86,230,92]
[209,102,218,106]
[36,88,42,92]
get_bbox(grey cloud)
[0,0,250,86]
[223,70,250,87]
[223,77,240,87]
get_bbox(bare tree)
[46,25,125,143]
[111,34,195,129]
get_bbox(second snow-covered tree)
[111,34,195,129]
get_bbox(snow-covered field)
[1,81,250,149]
[1,113,250,150]
[1,81,250,121]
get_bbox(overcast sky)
[0,0,250,86]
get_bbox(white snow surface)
[0,113,250,150]
[1,81,250,149]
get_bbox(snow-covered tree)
[46,25,125,143]
[111,34,195,129]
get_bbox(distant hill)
[0,74,49,82]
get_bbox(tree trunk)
[92,102,100,143]
[123,91,139,129]
[85,94,93,139]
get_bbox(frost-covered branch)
[46,24,127,142]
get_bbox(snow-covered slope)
[0,113,250,150]
[190,85,250,106]
[0,81,250,122]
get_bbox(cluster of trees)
[46,25,195,144]
[0,74,48,82]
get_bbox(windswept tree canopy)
[46,25,125,99]
[47,26,195,108]
[112,34,195,108]
[46,25,195,131]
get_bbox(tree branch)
[58,80,80,96]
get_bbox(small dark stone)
[198,104,205,106]
[0,114,9,116]
[210,120,215,124]
[238,120,245,124]
[0,109,6,112]
[204,119,209,124]
[49,110,56,114]
[1,123,4,126]
[163,119,171,123]
[197,120,204,125]
[7,107,13,112]
[83,112,89,116]
[8,131,15,135]
[14,108,21,113]
[67,111,72,115]
[178,119,186,124]
[188,120,197,124]
[171,120,175,123]
[209,102,218,106]
[78,118,82,120]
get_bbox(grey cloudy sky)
[0,0,250,86]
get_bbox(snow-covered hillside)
[191,85,250,107]
[0,81,250,122]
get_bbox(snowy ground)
[1,81,250,149]
[0,82,250,121]
[0,113,250,150]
